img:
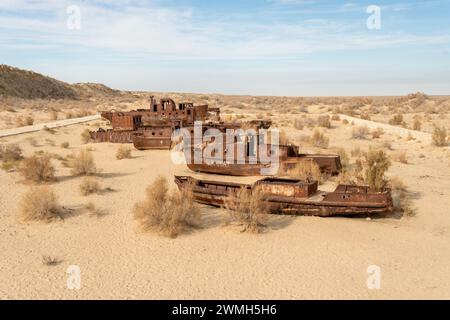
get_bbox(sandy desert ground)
[0,95,450,299]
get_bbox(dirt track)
[338,114,432,143]
[0,114,101,138]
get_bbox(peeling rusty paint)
[174,176,393,217]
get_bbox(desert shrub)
[60,142,70,148]
[0,143,23,162]
[352,125,370,139]
[224,187,268,233]
[80,129,92,144]
[360,111,371,120]
[389,114,405,126]
[342,119,349,125]
[19,187,61,222]
[364,148,391,191]
[116,145,132,160]
[334,147,350,168]
[310,129,329,149]
[432,126,448,147]
[70,149,97,176]
[133,176,201,238]
[371,128,384,139]
[394,151,408,164]
[317,115,331,128]
[281,160,323,184]
[389,177,416,217]
[42,255,61,266]
[331,114,340,121]
[79,177,101,196]
[20,153,55,183]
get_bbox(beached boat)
[185,144,341,176]
[174,176,393,217]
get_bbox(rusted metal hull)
[186,155,341,177]
[133,134,173,150]
[174,176,393,217]
[89,129,135,143]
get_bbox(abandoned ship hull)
[133,135,173,150]
[186,154,341,177]
[90,129,135,143]
[174,176,393,217]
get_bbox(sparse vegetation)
[317,115,331,128]
[116,145,132,160]
[19,153,55,183]
[79,177,101,196]
[224,187,268,233]
[60,142,70,149]
[70,149,97,176]
[133,176,201,238]
[42,255,61,266]
[352,125,370,139]
[81,129,92,144]
[364,148,391,191]
[19,186,61,222]
[0,143,23,170]
[310,129,329,149]
[281,160,323,184]
[432,125,448,147]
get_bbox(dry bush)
[19,187,61,222]
[70,149,97,176]
[317,115,331,128]
[364,148,391,191]
[281,160,323,184]
[389,177,416,217]
[360,111,371,120]
[224,187,268,233]
[79,177,101,196]
[432,126,448,147]
[352,125,370,139]
[116,145,132,160]
[133,176,201,238]
[20,153,55,183]
[60,142,70,149]
[371,128,384,139]
[310,129,329,149]
[342,119,349,125]
[80,129,92,144]
[42,255,62,266]
[393,151,408,164]
[0,143,23,162]
[334,147,350,169]
[389,114,405,126]
[331,114,340,121]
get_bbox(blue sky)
[1,0,449,96]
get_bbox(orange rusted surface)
[174,176,393,217]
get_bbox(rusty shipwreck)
[175,176,393,217]
[184,136,341,176]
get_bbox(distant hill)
[0,65,119,100]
